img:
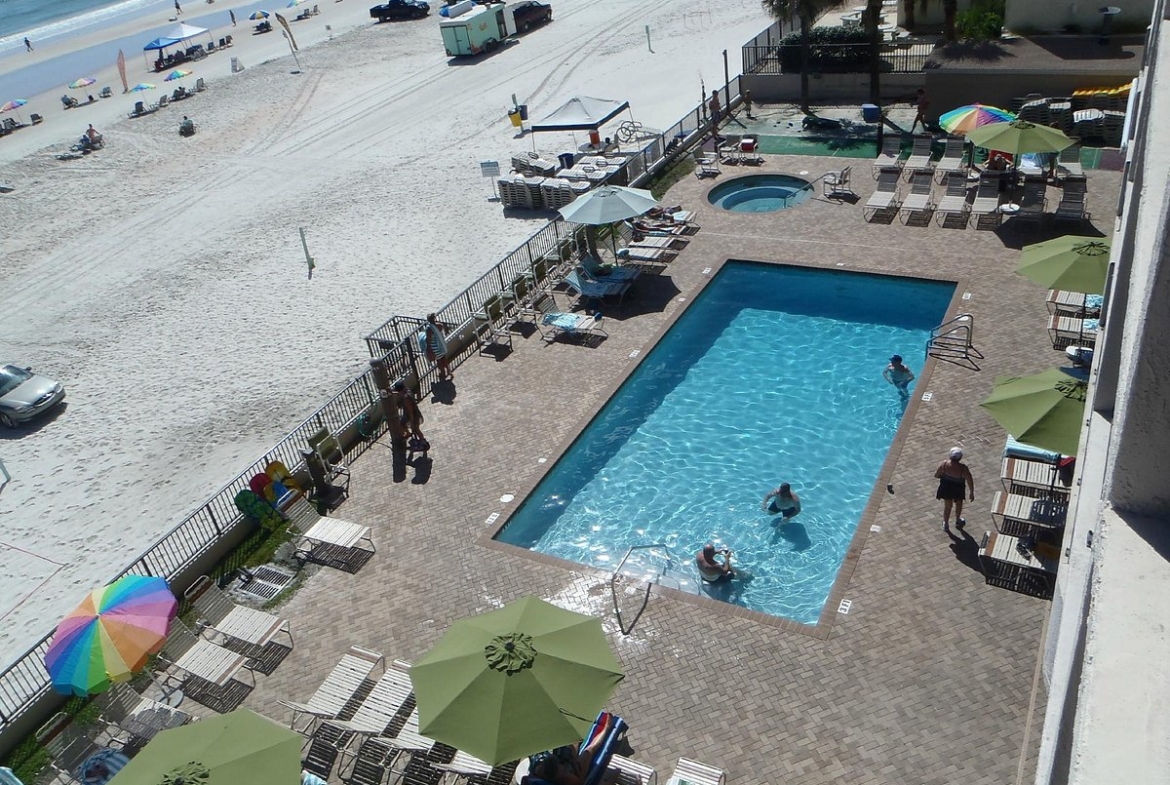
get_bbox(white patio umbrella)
[558,185,658,257]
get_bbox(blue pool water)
[496,262,955,623]
[707,174,814,212]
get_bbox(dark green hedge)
[778,26,870,73]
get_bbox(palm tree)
[902,0,959,40]
[865,0,883,102]
[761,0,841,112]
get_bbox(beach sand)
[0,0,770,668]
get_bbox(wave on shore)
[0,0,167,54]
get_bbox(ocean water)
[497,262,955,624]
[0,0,171,53]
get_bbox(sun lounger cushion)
[1003,436,1061,463]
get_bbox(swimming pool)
[707,174,814,212]
[495,262,955,624]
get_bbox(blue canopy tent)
[143,23,211,70]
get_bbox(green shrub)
[957,0,1005,40]
[778,26,870,73]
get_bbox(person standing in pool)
[935,447,974,531]
[696,544,735,583]
[762,482,801,519]
[883,355,915,398]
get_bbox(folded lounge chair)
[472,294,514,355]
[872,135,904,177]
[279,646,385,733]
[184,575,293,657]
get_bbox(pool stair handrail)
[609,544,699,635]
[927,313,985,369]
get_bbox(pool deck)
[227,155,1120,784]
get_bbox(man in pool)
[696,543,735,583]
[762,482,802,519]
[883,354,915,397]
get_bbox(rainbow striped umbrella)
[1,99,28,113]
[164,69,192,82]
[44,575,177,696]
[938,103,1016,136]
[69,77,97,89]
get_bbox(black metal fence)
[743,39,936,75]
[0,72,747,753]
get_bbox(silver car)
[0,364,67,428]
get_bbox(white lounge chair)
[278,645,385,733]
[327,660,414,739]
[901,137,935,176]
[872,135,904,177]
[97,682,193,747]
[157,619,256,702]
[664,757,725,785]
[37,712,127,782]
[863,168,901,220]
[607,754,658,785]
[822,165,853,198]
[1056,144,1083,180]
[933,137,968,181]
[539,311,608,344]
[899,169,935,223]
[935,173,971,226]
[970,175,1003,228]
[185,575,293,656]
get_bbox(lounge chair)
[344,736,402,785]
[279,646,385,734]
[539,311,607,344]
[872,135,904,177]
[157,619,257,704]
[307,426,352,495]
[901,137,935,176]
[525,713,629,785]
[978,530,1059,599]
[970,175,1003,228]
[195,77,206,92]
[432,750,494,784]
[899,169,935,223]
[693,148,719,178]
[158,94,169,108]
[1047,313,1098,348]
[97,682,192,748]
[184,575,293,657]
[563,268,630,303]
[472,294,514,355]
[863,168,901,220]
[99,86,112,98]
[933,137,968,181]
[1014,180,1047,227]
[30,113,44,125]
[1053,191,1089,226]
[620,218,687,237]
[581,255,639,283]
[61,94,79,109]
[615,246,675,264]
[822,165,853,198]
[990,490,1068,536]
[664,757,725,785]
[934,173,971,226]
[325,660,413,739]
[1047,290,1102,317]
[37,712,130,783]
[1056,144,1083,180]
[302,722,349,781]
[1001,455,1071,496]
[606,754,658,785]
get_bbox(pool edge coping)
[479,257,967,638]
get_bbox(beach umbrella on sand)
[411,596,624,765]
[286,0,310,6]
[108,708,301,785]
[249,10,270,19]
[164,69,193,83]
[980,367,1087,457]
[44,575,177,697]
[69,77,98,90]
[128,83,156,93]
[938,103,1015,136]
[966,119,1075,156]
[1,99,28,113]
[558,185,659,256]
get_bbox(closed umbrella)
[44,575,177,696]
[966,119,1075,156]
[1018,236,1110,347]
[410,595,625,765]
[938,103,1015,136]
[980,367,1087,456]
[108,708,300,785]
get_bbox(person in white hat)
[934,447,974,531]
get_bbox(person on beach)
[696,543,735,583]
[910,88,929,134]
[423,313,452,381]
[883,354,915,398]
[24,37,34,52]
[230,9,237,25]
[86,124,100,142]
[762,482,801,519]
[175,0,183,13]
[935,447,975,531]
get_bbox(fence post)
[209,507,221,536]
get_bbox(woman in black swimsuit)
[935,447,974,531]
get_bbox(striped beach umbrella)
[249,10,270,19]
[1,99,28,113]
[44,575,177,696]
[69,77,98,89]
[129,83,156,93]
[164,69,193,82]
[938,103,1016,136]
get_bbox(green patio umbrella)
[966,119,1075,156]
[410,595,625,765]
[1017,236,1109,293]
[109,708,300,785]
[980,367,1087,456]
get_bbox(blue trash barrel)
[861,103,881,122]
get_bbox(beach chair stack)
[498,173,533,209]
[541,177,576,210]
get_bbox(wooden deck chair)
[279,646,385,734]
[184,575,293,656]
[664,757,725,785]
[872,135,904,177]
[97,682,192,748]
[157,619,255,702]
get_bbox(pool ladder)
[609,543,700,634]
[927,313,984,367]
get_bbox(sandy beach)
[0,0,770,669]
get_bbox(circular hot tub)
[707,174,813,213]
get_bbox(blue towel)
[1004,436,1061,462]
[1084,294,1104,310]
[543,313,585,331]
[1083,318,1099,332]
[0,766,25,785]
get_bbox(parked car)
[369,0,430,21]
[0,364,66,428]
[509,0,551,32]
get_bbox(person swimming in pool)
[883,355,915,398]
[762,482,801,519]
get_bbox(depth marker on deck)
[838,599,853,614]
[963,292,972,300]
[702,267,712,275]
[538,457,547,464]
[836,262,845,266]
[870,524,881,533]
[485,512,500,525]
[921,391,933,401]
[629,349,641,359]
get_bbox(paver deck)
[237,153,1120,785]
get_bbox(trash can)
[861,103,881,123]
[508,109,522,128]
[518,104,528,121]
[558,152,575,169]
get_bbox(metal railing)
[743,39,936,75]
[0,72,749,753]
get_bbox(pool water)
[496,263,955,623]
[707,174,814,212]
